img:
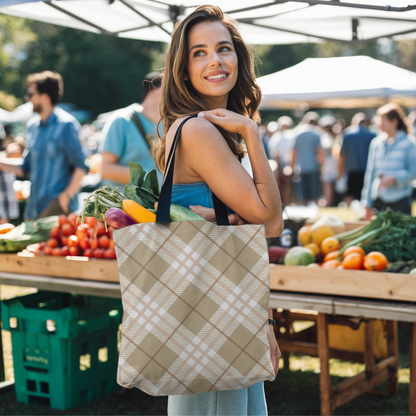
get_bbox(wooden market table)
[0,253,416,415]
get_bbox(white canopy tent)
[257,55,416,109]
[1,1,416,45]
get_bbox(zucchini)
[170,204,204,222]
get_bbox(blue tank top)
[171,182,214,209]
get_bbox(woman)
[154,5,283,415]
[362,103,416,219]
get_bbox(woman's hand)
[197,109,257,137]
[189,205,248,225]
[269,323,281,376]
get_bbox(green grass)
[0,285,412,415]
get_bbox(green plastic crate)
[1,291,122,410]
[1,291,122,339]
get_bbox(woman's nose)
[208,52,223,67]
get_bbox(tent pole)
[45,2,114,35]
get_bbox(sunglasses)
[24,90,37,98]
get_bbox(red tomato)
[44,246,53,256]
[87,226,96,238]
[107,226,113,238]
[89,238,99,250]
[108,239,115,249]
[75,224,89,239]
[61,223,73,236]
[93,248,105,258]
[67,235,79,248]
[58,214,68,226]
[83,248,93,258]
[85,217,97,227]
[46,238,59,248]
[104,248,116,259]
[52,247,61,256]
[39,242,46,250]
[50,226,61,239]
[67,213,78,227]
[96,222,106,236]
[69,246,80,256]
[99,235,109,249]
[60,235,68,246]
[79,236,89,251]
[60,245,70,256]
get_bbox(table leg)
[317,313,332,416]
[364,320,375,378]
[410,322,416,416]
[386,321,399,394]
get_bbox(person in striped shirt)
[362,103,416,219]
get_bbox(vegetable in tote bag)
[113,116,275,396]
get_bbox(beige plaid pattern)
[113,220,275,396]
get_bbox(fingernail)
[197,112,204,118]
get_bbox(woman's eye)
[219,46,231,52]
[193,50,205,57]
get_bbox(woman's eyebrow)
[189,40,233,52]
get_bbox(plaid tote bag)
[113,116,275,396]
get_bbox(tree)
[11,22,166,115]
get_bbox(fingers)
[228,213,240,225]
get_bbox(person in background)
[362,103,416,219]
[291,111,324,205]
[268,116,294,206]
[339,113,376,205]
[0,71,88,219]
[0,130,20,224]
[319,116,338,207]
[100,72,163,190]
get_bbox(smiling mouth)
[205,73,229,80]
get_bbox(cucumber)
[170,204,204,222]
[150,204,204,222]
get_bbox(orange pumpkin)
[342,253,364,270]
[363,251,388,271]
[342,246,365,259]
[321,259,342,269]
[323,250,339,263]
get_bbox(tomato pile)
[39,214,116,259]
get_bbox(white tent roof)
[1,1,416,45]
[257,55,416,109]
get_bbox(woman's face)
[186,21,238,108]
[379,114,398,136]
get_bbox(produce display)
[35,213,116,259]
[268,210,416,275]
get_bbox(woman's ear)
[184,73,189,81]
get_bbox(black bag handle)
[156,116,230,226]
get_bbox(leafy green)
[128,162,146,187]
[337,208,416,262]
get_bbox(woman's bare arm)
[174,113,283,237]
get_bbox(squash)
[122,200,156,223]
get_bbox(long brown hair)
[154,5,262,172]
[377,103,410,134]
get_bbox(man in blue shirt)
[100,72,163,190]
[339,113,376,203]
[291,112,324,205]
[0,71,88,219]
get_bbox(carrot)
[122,200,156,223]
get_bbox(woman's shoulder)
[167,116,221,146]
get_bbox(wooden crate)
[0,253,119,283]
[270,265,416,302]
